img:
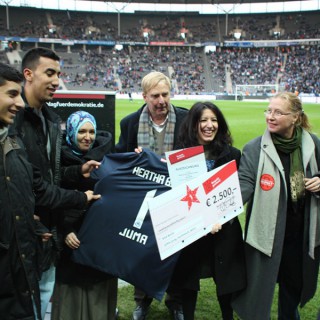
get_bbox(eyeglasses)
[264,110,292,118]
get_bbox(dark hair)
[178,101,233,153]
[0,62,23,86]
[22,47,60,72]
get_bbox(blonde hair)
[141,71,171,95]
[272,92,311,131]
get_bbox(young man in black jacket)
[0,63,100,320]
[9,47,100,319]
[116,71,188,320]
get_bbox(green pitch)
[115,99,320,150]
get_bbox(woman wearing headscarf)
[51,111,117,320]
[232,92,320,320]
[171,101,246,320]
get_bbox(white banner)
[148,160,244,260]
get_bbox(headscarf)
[66,111,97,155]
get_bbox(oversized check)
[165,146,207,188]
[148,160,243,260]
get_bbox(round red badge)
[260,174,275,191]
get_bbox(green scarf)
[272,126,305,202]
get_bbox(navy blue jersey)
[72,149,179,300]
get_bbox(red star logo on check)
[181,185,200,210]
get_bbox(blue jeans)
[39,264,56,319]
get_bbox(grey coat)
[232,129,320,320]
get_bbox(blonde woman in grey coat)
[232,92,320,320]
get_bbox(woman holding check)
[171,101,246,320]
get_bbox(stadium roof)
[3,0,318,14]
[84,0,303,4]
[78,0,318,14]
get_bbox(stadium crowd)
[0,6,319,95]
[53,45,319,96]
[56,47,207,95]
[1,7,320,43]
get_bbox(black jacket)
[0,134,88,320]
[56,131,113,285]
[115,104,188,153]
[0,135,39,320]
[9,92,87,271]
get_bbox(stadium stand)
[0,6,319,95]
[1,7,320,42]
